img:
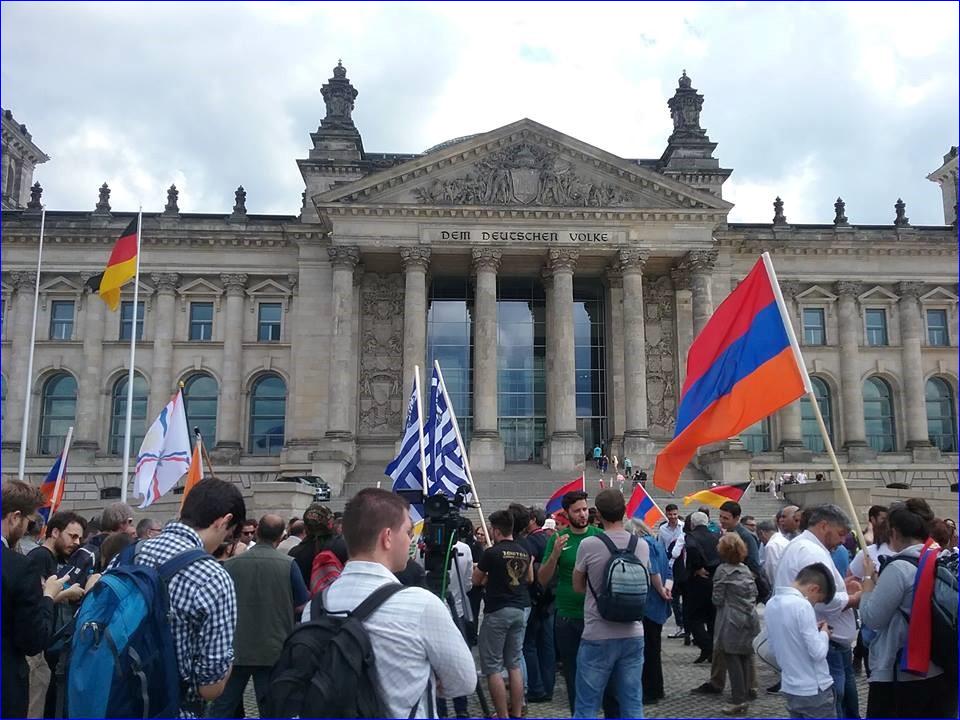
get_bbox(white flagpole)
[18,208,45,481]
[120,209,143,504]
[762,252,866,550]
[433,360,491,547]
[50,425,73,514]
[414,365,429,499]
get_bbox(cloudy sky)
[2,1,957,224]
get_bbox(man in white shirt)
[656,504,683,554]
[323,489,477,718]
[775,504,862,719]
[765,562,837,718]
[763,505,799,588]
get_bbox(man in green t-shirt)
[538,490,603,713]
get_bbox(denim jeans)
[574,637,645,719]
[826,643,858,719]
[523,607,556,698]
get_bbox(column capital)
[670,264,690,291]
[10,271,36,292]
[605,265,623,289]
[220,273,248,295]
[471,247,502,273]
[328,245,361,270]
[547,248,579,273]
[618,248,650,274]
[779,280,803,300]
[835,280,862,298]
[150,272,180,294]
[400,246,432,272]
[686,248,718,273]
[896,282,925,301]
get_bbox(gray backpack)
[586,534,650,622]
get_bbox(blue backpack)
[66,544,209,718]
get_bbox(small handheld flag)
[85,218,139,311]
[545,474,586,515]
[683,481,750,510]
[626,483,666,528]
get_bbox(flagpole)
[50,426,73,514]
[18,208,45,481]
[762,252,866,550]
[414,365,429,499]
[434,360,491,548]
[120,209,143,503]
[194,427,217,480]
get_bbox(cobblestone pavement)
[242,620,870,718]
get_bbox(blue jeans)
[826,643,858,719]
[574,637,645,719]
[523,607,556,698]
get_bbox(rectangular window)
[189,302,214,341]
[49,301,75,340]
[802,308,826,345]
[927,309,949,346]
[258,303,282,342]
[865,308,888,346]
[120,301,144,341]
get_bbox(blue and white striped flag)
[385,369,428,520]
[426,364,470,498]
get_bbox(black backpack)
[265,583,420,719]
[586,534,650,623]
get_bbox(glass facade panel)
[258,303,282,342]
[802,308,825,345]
[184,373,218,445]
[863,377,896,451]
[189,302,214,341]
[927,309,948,346]
[427,278,473,445]
[249,374,286,454]
[926,377,957,452]
[50,301,75,340]
[801,376,833,452]
[39,374,77,455]
[865,308,888,346]
[741,417,771,454]
[120,301,144,341]
[109,373,148,455]
[574,280,607,461]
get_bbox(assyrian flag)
[386,370,428,521]
[426,364,470,499]
[85,217,139,311]
[134,390,192,508]
[38,451,69,524]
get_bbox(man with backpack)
[571,488,650,718]
[207,514,309,718]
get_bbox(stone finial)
[26,182,43,211]
[164,184,180,216]
[328,246,361,270]
[94,182,112,215]
[667,70,706,141]
[618,248,650,274]
[232,186,247,216]
[894,198,910,227]
[833,197,849,226]
[320,59,359,130]
[547,248,579,273]
[400,246,432,272]
[773,196,787,225]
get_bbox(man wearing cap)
[288,503,348,588]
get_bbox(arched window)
[39,373,77,455]
[109,374,148,455]
[926,377,957,453]
[863,377,896,452]
[184,374,218,446]
[249,374,285,455]
[801,376,833,452]
[741,417,771,454]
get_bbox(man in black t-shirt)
[474,510,533,719]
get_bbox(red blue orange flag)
[654,253,809,492]
[545,473,586,515]
[626,483,666,528]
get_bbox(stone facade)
[2,65,957,506]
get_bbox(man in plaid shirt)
[118,479,246,717]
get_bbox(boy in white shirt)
[765,563,838,719]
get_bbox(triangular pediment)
[858,285,899,303]
[246,279,292,297]
[178,278,223,297]
[315,119,732,213]
[796,285,837,302]
[921,286,959,304]
[39,275,82,294]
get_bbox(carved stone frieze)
[547,248,579,273]
[686,248,718,273]
[328,246,360,270]
[896,282,925,301]
[11,271,36,292]
[399,246,431,272]
[619,248,650,274]
[835,281,862,298]
[358,273,404,436]
[151,272,180,294]
[414,142,635,208]
[643,275,678,437]
[471,247,503,273]
[221,273,248,296]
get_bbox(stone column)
[605,266,626,458]
[1,272,38,452]
[399,247,430,403]
[149,273,179,418]
[620,248,653,461]
[546,248,582,470]
[470,248,504,470]
[671,264,694,388]
[326,246,360,438]
[898,282,933,451]
[216,273,247,456]
[687,249,717,336]
[74,274,106,452]
[836,281,869,455]
[777,281,806,456]
[541,268,555,462]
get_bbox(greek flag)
[426,364,470,498]
[385,369,427,520]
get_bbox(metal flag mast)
[18,208,45,481]
[414,365,429,499]
[120,209,143,504]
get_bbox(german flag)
[683,481,750,510]
[86,217,139,311]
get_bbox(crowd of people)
[2,476,957,719]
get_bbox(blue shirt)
[642,535,672,625]
[830,544,850,578]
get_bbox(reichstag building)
[2,64,957,510]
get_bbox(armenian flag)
[38,450,68,524]
[85,217,139,311]
[654,253,810,492]
[683,481,751,510]
[626,483,666,527]
[545,474,586,515]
